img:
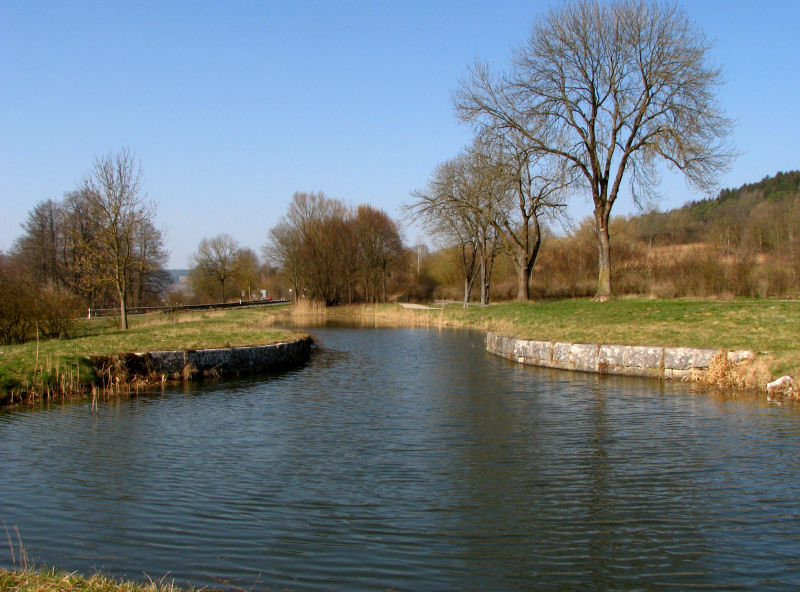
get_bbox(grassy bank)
[3,298,795,404]
[0,569,188,592]
[0,306,303,405]
[324,298,800,384]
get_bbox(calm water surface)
[2,327,800,590]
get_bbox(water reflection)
[2,326,800,591]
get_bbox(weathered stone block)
[486,334,513,360]
[230,345,270,372]
[664,347,717,371]
[598,345,626,369]
[186,348,231,371]
[623,346,664,369]
[727,350,755,364]
[553,342,571,365]
[571,343,599,372]
[528,340,553,363]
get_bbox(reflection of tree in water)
[582,381,712,590]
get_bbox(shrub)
[35,282,83,338]
[0,257,36,344]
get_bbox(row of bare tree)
[415,176,800,302]
[185,192,406,307]
[266,192,404,305]
[408,0,733,303]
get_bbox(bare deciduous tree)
[267,192,350,305]
[71,149,159,329]
[267,192,404,304]
[410,134,567,302]
[456,0,734,300]
[234,247,261,299]
[13,199,65,286]
[475,133,571,300]
[190,233,241,302]
[353,205,404,303]
[266,220,303,300]
[408,154,499,306]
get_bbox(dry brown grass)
[333,304,441,327]
[290,299,328,316]
[0,569,189,592]
[691,352,773,392]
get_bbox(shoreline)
[486,333,762,390]
[93,335,314,383]
[2,335,313,408]
[318,301,791,397]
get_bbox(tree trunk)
[464,276,472,308]
[480,256,490,305]
[595,212,612,301]
[516,263,531,301]
[514,233,539,301]
[118,285,128,330]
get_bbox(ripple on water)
[2,327,800,591]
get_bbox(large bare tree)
[410,135,568,302]
[13,200,65,286]
[266,220,303,301]
[456,0,734,300]
[234,247,262,300]
[72,149,159,329]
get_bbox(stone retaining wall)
[96,336,314,383]
[486,333,753,380]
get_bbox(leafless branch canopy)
[454,0,734,298]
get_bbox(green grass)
[338,298,800,380]
[0,306,301,404]
[0,568,189,592]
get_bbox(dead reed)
[0,568,189,592]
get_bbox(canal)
[2,327,800,590]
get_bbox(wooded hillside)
[526,171,800,299]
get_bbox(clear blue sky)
[2,0,798,268]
